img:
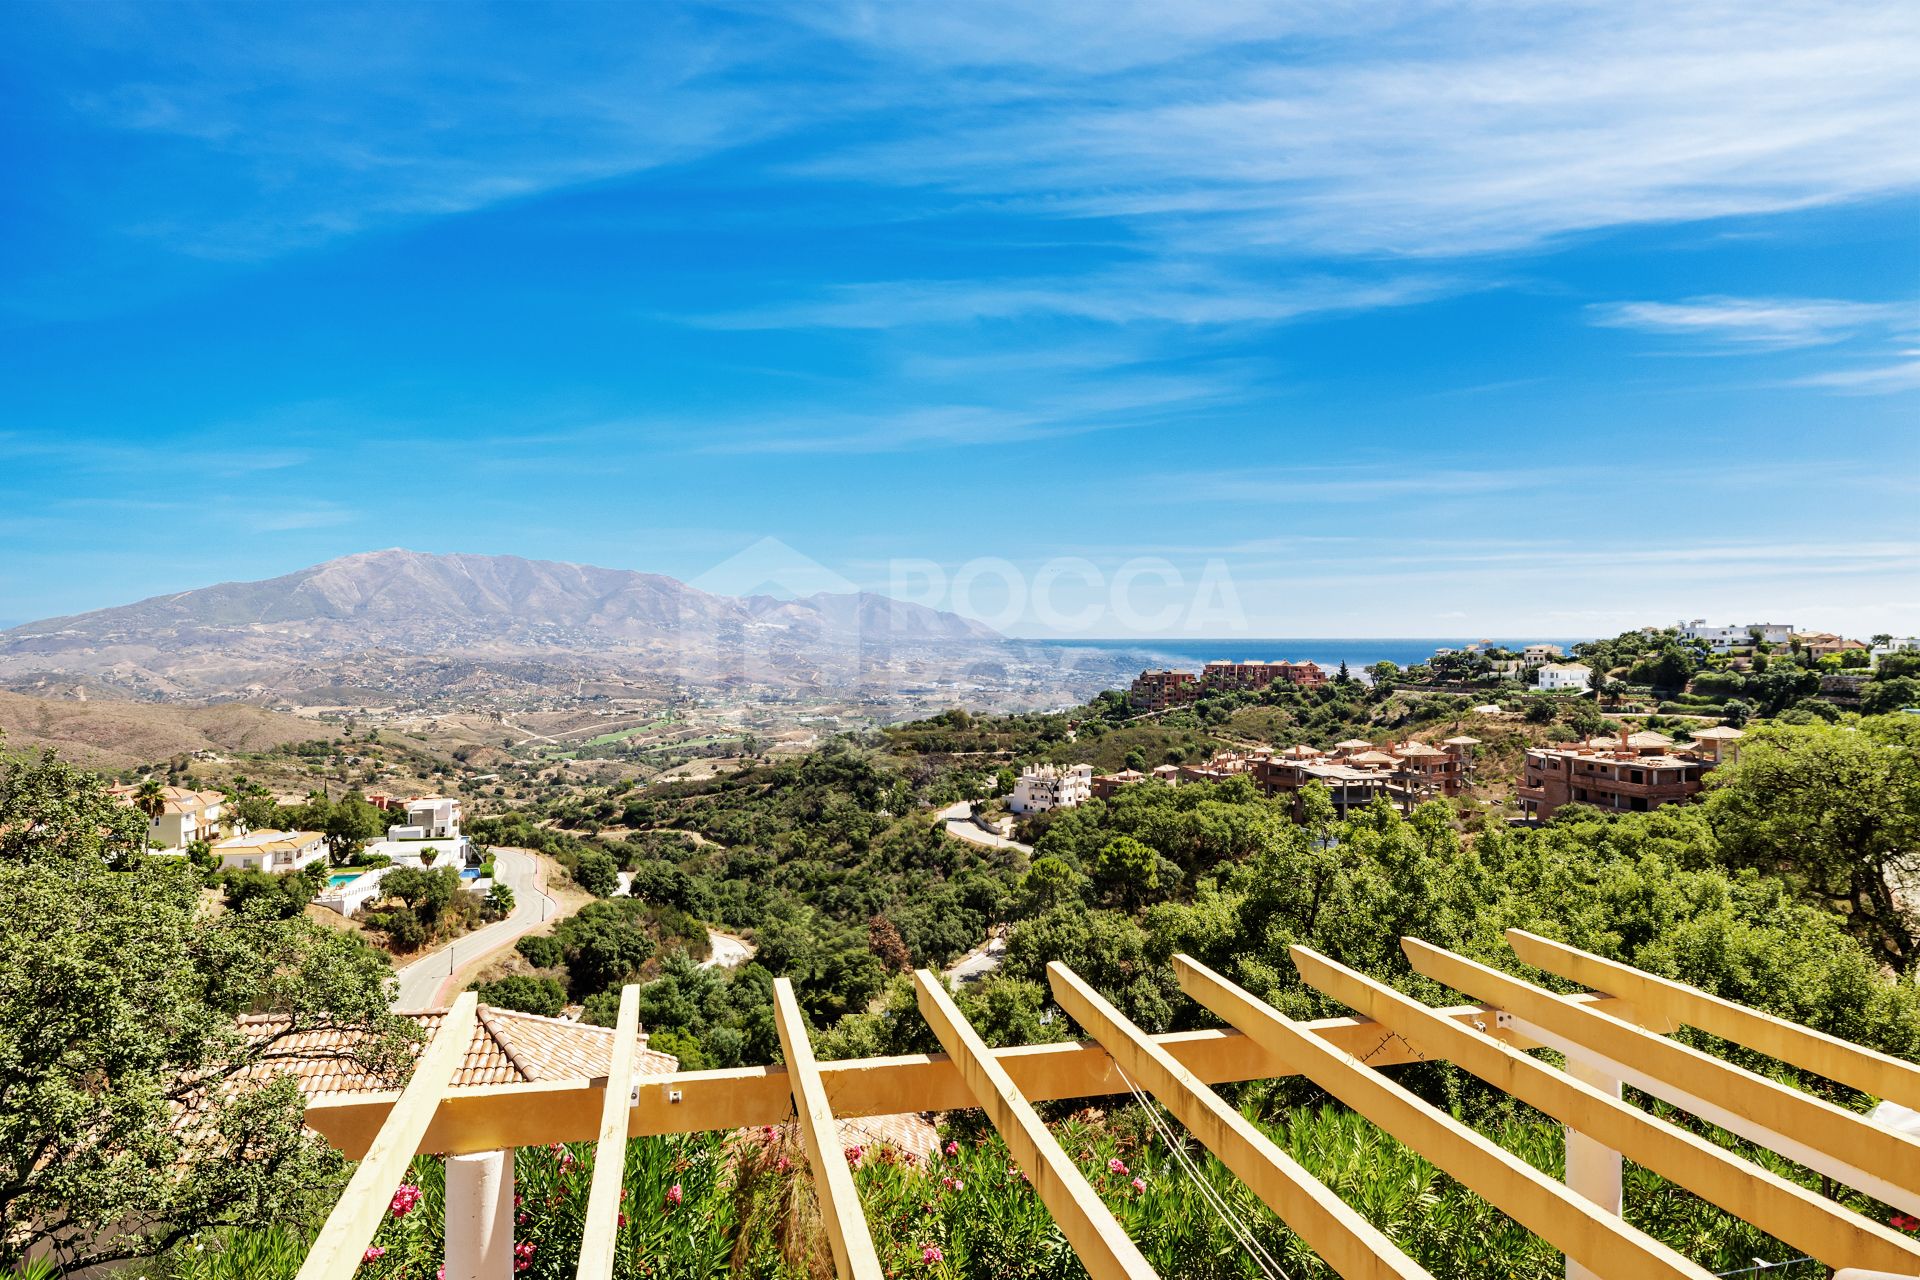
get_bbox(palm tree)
[133,778,167,822]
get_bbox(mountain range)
[0,549,1117,708]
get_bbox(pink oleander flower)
[943,1140,959,1157]
[776,1155,791,1173]
[514,1241,536,1273]
[1131,1177,1147,1195]
[1107,1157,1128,1175]
[436,1269,445,1280]
[922,1244,945,1264]
[665,1183,683,1208]
[618,1213,626,1228]
[939,1174,964,1192]
[845,1144,865,1166]
[390,1183,422,1217]
[361,1246,385,1264]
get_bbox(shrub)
[473,974,566,1018]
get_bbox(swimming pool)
[326,872,364,888]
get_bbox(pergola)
[294,930,1920,1280]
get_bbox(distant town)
[982,619,1920,830]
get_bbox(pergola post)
[445,1149,515,1280]
[1562,1055,1622,1280]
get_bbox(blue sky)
[2,1,1916,638]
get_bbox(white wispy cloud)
[699,267,1459,330]
[1588,296,1909,349]
[1791,356,1920,394]
[802,1,1920,258]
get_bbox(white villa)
[1872,637,1920,668]
[214,829,329,873]
[1521,643,1565,665]
[1009,763,1094,814]
[1676,620,1795,654]
[1535,662,1593,692]
[360,794,473,867]
[109,784,226,853]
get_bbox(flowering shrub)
[141,1102,1845,1280]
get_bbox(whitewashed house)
[1676,620,1794,654]
[1871,637,1920,668]
[1009,763,1094,814]
[1535,662,1593,693]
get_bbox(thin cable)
[1112,1062,1293,1280]
[1123,1069,1289,1280]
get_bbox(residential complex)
[1127,657,1326,711]
[213,828,330,873]
[1127,668,1198,712]
[1089,736,1480,820]
[108,783,226,853]
[1517,727,1743,821]
[1009,763,1094,814]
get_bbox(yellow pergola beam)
[1173,954,1713,1280]
[576,985,640,1280]
[1402,937,1920,1215]
[914,970,1159,1280]
[772,978,884,1280]
[1506,929,1920,1111]
[305,996,1645,1160]
[1291,945,1920,1277]
[297,991,478,1280]
[1046,962,1431,1280]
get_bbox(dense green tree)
[1861,676,1920,716]
[547,899,661,998]
[219,865,323,919]
[574,849,620,897]
[1704,723,1920,969]
[0,746,404,1271]
[1093,835,1160,908]
[473,974,567,1017]
[381,866,461,925]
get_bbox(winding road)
[935,800,1033,855]
[391,847,560,1009]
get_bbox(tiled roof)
[238,1005,680,1095]
[110,784,223,815]
[215,829,326,856]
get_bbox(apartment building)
[109,784,226,853]
[1090,768,1147,799]
[1009,763,1094,814]
[1201,659,1329,691]
[1127,669,1199,711]
[1517,728,1743,821]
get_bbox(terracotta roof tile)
[238,1005,679,1096]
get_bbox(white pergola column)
[444,1149,514,1280]
[1562,1055,1624,1280]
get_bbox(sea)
[1026,636,1589,674]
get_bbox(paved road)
[935,800,1033,855]
[943,928,1008,985]
[392,847,559,1010]
[702,929,756,970]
